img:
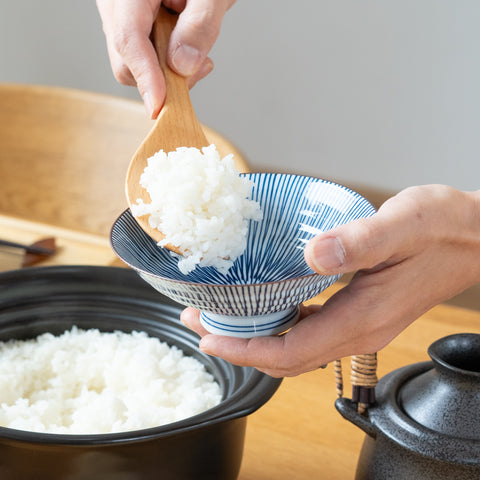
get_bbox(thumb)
[304,204,416,275]
[167,0,229,76]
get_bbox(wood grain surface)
[0,84,248,238]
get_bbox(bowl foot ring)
[200,306,300,338]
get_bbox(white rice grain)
[0,327,222,434]
[131,144,262,274]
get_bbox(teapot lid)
[398,333,480,439]
[343,334,480,465]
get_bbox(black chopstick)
[0,239,56,255]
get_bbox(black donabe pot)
[0,266,282,480]
[336,333,480,480]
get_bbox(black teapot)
[336,333,480,480]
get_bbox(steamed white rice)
[0,327,222,434]
[131,144,262,274]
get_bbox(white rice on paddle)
[0,327,222,434]
[131,144,262,274]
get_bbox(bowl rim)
[110,172,376,288]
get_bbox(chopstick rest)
[0,238,58,268]
[22,237,57,267]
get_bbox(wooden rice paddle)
[125,6,209,253]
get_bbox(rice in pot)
[131,144,262,274]
[0,327,222,434]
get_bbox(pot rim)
[428,333,480,379]
[0,265,282,445]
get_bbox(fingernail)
[170,43,202,76]
[307,236,346,274]
[143,92,155,119]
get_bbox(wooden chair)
[0,83,249,237]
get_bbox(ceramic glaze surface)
[400,333,480,439]
[336,334,480,480]
[0,266,282,480]
[111,173,376,336]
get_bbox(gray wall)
[2,1,479,194]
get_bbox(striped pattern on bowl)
[111,174,376,332]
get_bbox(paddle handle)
[152,6,190,109]
[125,5,209,248]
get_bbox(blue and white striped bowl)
[111,173,376,338]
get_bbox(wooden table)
[1,214,479,480]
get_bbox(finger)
[167,0,230,76]
[105,42,136,86]
[199,334,290,377]
[198,311,335,378]
[304,193,422,276]
[183,303,324,377]
[198,270,414,378]
[199,323,341,378]
[112,5,166,118]
[97,0,137,86]
[180,307,210,337]
[187,57,214,88]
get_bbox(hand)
[96,0,235,118]
[182,185,480,377]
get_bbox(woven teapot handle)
[334,353,378,414]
